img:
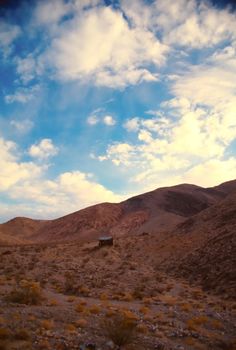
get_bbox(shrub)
[75,319,87,328]
[88,304,101,314]
[75,304,86,313]
[79,285,90,296]
[122,293,133,302]
[6,280,43,305]
[139,306,150,315]
[102,312,137,348]
[100,293,108,301]
[64,273,77,294]
[65,324,76,333]
[186,316,209,331]
[41,319,54,330]
[0,328,10,340]
[14,328,31,340]
[136,323,148,334]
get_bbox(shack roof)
[99,236,113,240]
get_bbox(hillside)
[0,179,236,244]
[165,190,236,298]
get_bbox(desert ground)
[0,181,235,349]
[0,234,235,350]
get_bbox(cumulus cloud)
[87,113,116,126]
[122,0,236,49]
[28,139,58,159]
[123,117,140,132]
[0,136,124,221]
[0,137,42,192]
[40,4,167,88]
[103,115,116,126]
[33,0,72,29]
[98,52,236,188]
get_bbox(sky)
[0,0,236,222]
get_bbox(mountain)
[0,179,236,244]
[0,217,46,245]
[163,190,236,298]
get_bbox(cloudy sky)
[0,0,236,221]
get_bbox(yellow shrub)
[106,309,116,318]
[102,313,137,347]
[139,306,150,315]
[49,299,58,306]
[122,310,139,322]
[75,319,87,328]
[210,319,223,330]
[75,304,85,313]
[67,296,76,303]
[6,280,43,305]
[187,316,209,331]
[79,286,90,296]
[136,323,148,334]
[66,324,76,333]
[142,297,152,305]
[41,319,54,330]
[89,304,101,314]
[122,293,133,302]
[180,303,192,312]
[100,293,108,301]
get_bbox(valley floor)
[0,237,235,350]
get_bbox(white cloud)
[34,0,71,26]
[87,115,99,125]
[0,20,21,49]
[122,0,236,49]
[181,158,236,188]
[103,115,116,126]
[0,137,42,191]
[15,55,37,83]
[123,117,140,132]
[98,51,236,189]
[0,136,124,221]
[41,4,167,88]
[5,85,40,104]
[87,114,116,126]
[28,139,58,159]
[10,119,34,134]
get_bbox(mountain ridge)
[1,179,236,244]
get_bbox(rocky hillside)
[0,179,236,244]
[160,190,236,298]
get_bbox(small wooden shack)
[98,236,113,247]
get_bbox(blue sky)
[0,0,236,221]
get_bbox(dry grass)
[102,312,137,348]
[6,280,43,305]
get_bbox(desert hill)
[166,190,236,298]
[0,179,236,244]
[0,217,46,244]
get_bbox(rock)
[106,340,115,349]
